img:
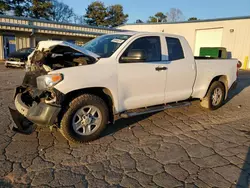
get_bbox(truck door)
[118,36,167,111]
[164,37,196,103]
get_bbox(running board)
[120,101,191,118]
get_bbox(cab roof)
[113,31,182,39]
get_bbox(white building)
[118,16,250,69]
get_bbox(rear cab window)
[166,37,184,61]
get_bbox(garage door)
[194,28,223,56]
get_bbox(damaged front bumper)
[9,86,62,134]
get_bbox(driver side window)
[120,36,161,63]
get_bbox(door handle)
[155,66,168,71]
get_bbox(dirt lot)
[0,64,250,187]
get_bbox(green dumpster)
[199,47,227,58]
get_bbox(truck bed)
[192,58,238,99]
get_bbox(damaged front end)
[9,85,62,134]
[26,40,98,72]
[9,41,98,134]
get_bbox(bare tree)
[51,0,74,23]
[73,14,85,24]
[167,8,184,22]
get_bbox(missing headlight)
[44,90,57,104]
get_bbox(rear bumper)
[9,88,61,134]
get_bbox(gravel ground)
[0,64,250,187]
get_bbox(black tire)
[60,94,109,143]
[200,81,225,110]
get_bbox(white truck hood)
[29,40,100,60]
[26,40,100,72]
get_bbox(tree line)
[138,8,198,23]
[0,0,128,27]
[0,0,198,27]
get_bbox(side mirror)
[120,49,147,63]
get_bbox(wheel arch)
[205,75,228,100]
[61,87,116,124]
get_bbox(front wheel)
[60,94,109,143]
[200,81,225,110]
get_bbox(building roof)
[0,14,122,31]
[113,31,182,38]
[118,15,250,27]
[0,15,125,37]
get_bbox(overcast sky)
[62,0,250,23]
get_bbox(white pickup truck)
[9,32,238,143]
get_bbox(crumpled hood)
[27,40,99,62]
[23,40,100,87]
[26,41,100,72]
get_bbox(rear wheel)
[60,94,109,143]
[200,81,225,110]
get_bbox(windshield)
[83,34,131,58]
